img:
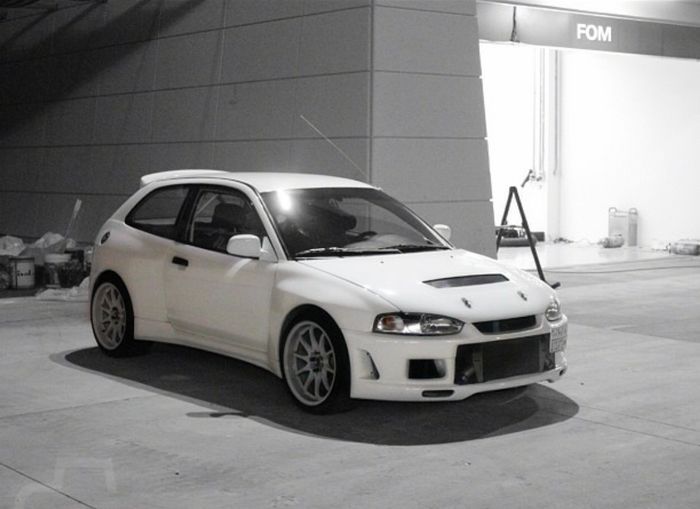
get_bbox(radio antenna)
[299,114,368,181]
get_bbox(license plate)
[549,323,567,353]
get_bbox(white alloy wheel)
[283,320,338,406]
[92,282,128,350]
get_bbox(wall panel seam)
[0,3,84,24]
[371,136,485,140]
[374,70,481,78]
[0,190,131,197]
[374,4,475,17]
[0,137,373,150]
[368,0,375,184]
[0,5,371,65]
[373,70,479,78]
[0,70,372,107]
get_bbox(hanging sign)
[477,3,700,59]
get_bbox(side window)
[126,185,189,240]
[187,188,266,253]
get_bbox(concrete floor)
[1,257,700,508]
[497,241,673,270]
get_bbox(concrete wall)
[1,0,493,255]
[0,0,373,242]
[371,0,493,255]
[558,50,700,247]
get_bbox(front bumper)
[344,319,568,402]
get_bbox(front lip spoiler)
[350,364,568,402]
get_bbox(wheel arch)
[90,268,147,356]
[92,268,126,286]
[277,303,354,413]
[91,269,128,299]
[277,304,343,377]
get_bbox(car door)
[122,184,193,323]
[163,184,278,360]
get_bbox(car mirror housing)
[433,224,452,241]
[226,234,262,258]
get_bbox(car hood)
[299,249,555,322]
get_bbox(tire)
[90,276,147,357]
[281,312,354,414]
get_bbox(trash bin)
[44,253,72,288]
[608,208,638,247]
[9,256,35,289]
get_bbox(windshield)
[261,187,450,258]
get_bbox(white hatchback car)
[90,170,567,413]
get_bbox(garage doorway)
[481,41,700,248]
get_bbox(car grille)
[472,315,537,334]
[454,334,555,385]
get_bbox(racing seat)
[208,202,247,251]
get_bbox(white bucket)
[10,257,35,289]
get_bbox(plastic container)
[670,240,700,255]
[9,256,35,289]
[44,253,72,288]
[609,208,638,247]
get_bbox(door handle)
[172,256,189,267]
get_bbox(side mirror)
[433,224,452,241]
[226,235,278,262]
[226,234,262,258]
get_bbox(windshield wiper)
[294,247,400,258]
[378,244,450,253]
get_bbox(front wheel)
[282,314,353,414]
[90,277,145,357]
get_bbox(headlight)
[373,313,464,336]
[545,296,562,322]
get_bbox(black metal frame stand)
[496,186,560,289]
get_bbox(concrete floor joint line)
[562,413,700,448]
[0,395,159,422]
[534,394,700,433]
[0,461,99,509]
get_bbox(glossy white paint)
[139,169,374,193]
[299,250,553,323]
[91,171,567,402]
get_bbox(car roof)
[140,170,375,193]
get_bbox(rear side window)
[126,185,189,240]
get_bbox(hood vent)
[424,274,508,289]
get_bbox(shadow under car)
[54,343,579,446]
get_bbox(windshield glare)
[261,187,448,257]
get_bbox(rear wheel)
[91,277,146,357]
[282,313,353,414]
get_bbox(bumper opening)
[454,334,555,385]
[422,390,454,398]
[408,359,446,379]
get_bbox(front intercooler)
[454,334,555,384]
